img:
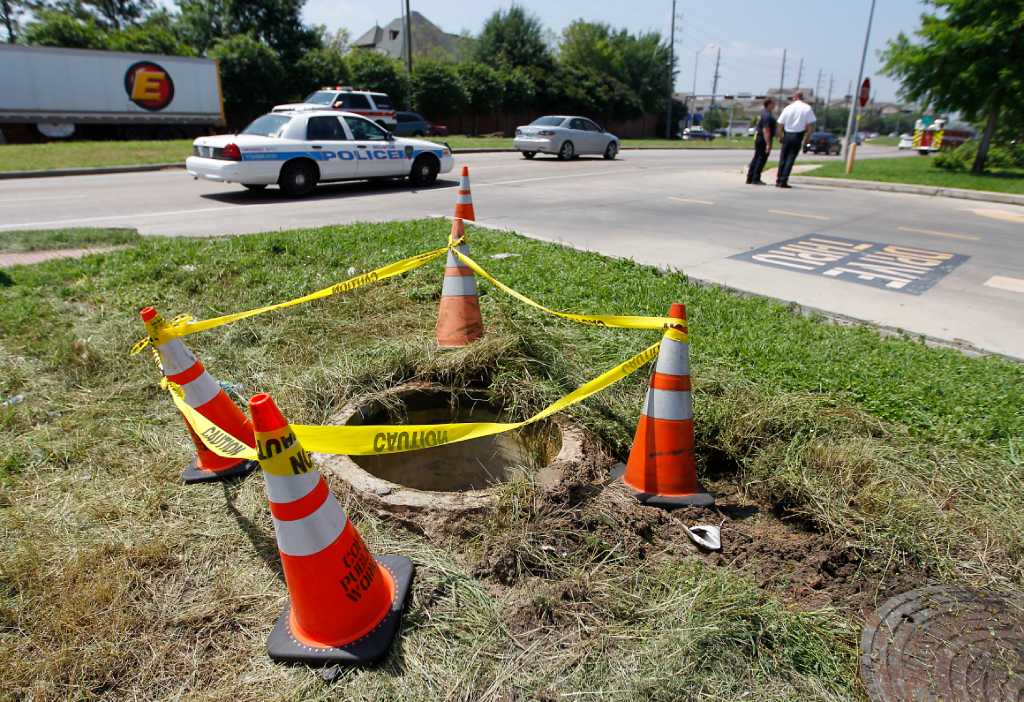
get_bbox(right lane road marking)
[768,209,832,221]
[984,276,1024,294]
[669,196,716,205]
[898,225,980,242]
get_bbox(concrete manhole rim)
[315,381,587,514]
[860,584,1024,702]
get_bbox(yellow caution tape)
[453,249,687,337]
[166,340,662,463]
[131,246,449,354]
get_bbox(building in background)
[351,12,470,62]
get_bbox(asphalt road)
[2,146,1021,358]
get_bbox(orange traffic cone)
[141,306,258,484]
[250,392,412,665]
[613,304,714,507]
[436,217,484,348]
[453,165,476,221]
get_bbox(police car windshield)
[241,114,291,137]
[531,116,565,126]
[303,91,337,105]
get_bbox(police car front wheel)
[409,155,439,186]
[279,160,318,197]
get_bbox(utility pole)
[824,73,834,129]
[664,0,678,139]
[843,0,877,171]
[815,68,823,105]
[778,48,787,98]
[795,57,804,90]
[403,0,413,74]
[710,46,721,108]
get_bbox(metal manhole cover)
[861,585,1024,701]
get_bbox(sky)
[303,0,930,103]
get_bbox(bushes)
[934,140,1024,172]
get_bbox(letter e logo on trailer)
[125,61,175,111]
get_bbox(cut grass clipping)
[1,219,1021,700]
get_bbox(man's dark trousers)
[746,134,769,183]
[776,130,804,185]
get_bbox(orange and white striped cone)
[453,165,476,222]
[140,306,258,484]
[250,392,412,666]
[612,303,714,508]
[435,217,484,348]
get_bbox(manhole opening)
[345,388,561,492]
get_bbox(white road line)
[767,209,832,221]
[897,226,979,242]
[964,208,1024,224]
[0,205,236,230]
[669,196,715,205]
[984,276,1024,293]
[477,166,659,188]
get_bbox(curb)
[0,162,183,180]
[791,175,1024,206]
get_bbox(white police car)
[186,109,453,197]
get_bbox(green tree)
[457,62,503,134]
[106,11,195,54]
[1,0,32,42]
[499,65,535,112]
[208,34,285,126]
[475,5,553,69]
[42,0,155,30]
[23,9,107,48]
[347,50,408,106]
[882,0,1024,173]
[410,59,465,119]
[177,0,318,65]
[293,46,349,98]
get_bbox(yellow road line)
[898,226,979,242]
[768,209,831,221]
[964,208,1024,224]
[984,276,1024,294]
[669,196,715,205]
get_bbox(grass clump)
[0,219,1021,699]
[0,228,141,253]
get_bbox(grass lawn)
[1,220,1021,699]
[804,155,1024,194]
[0,227,141,253]
[0,139,192,172]
[864,136,901,147]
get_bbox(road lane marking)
[477,165,678,188]
[897,226,979,242]
[964,208,1024,224]
[984,276,1024,293]
[768,209,831,221]
[669,196,715,205]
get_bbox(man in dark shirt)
[746,98,776,185]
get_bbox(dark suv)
[804,132,842,155]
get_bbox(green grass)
[0,139,192,172]
[864,136,901,147]
[0,228,141,253]
[805,155,1024,194]
[1,220,1021,699]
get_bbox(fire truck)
[912,117,973,155]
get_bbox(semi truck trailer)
[0,44,224,142]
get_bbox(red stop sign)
[859,78,871,108]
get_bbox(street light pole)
[404,0,413,74]
[843,0,876,156]
[664,0,677,139]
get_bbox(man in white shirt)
[775,91,816,188]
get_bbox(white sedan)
[513,115,619,160]
[186,109,454,196]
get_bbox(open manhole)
[316,383,587,515]
[861,585,1024,701]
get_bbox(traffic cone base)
[610,463,714,508]
[182,455,258,484]
[436,293,484,348]
[267,554,413,665]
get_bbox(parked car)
[682,126,715,141]
[897,133,914,150]
[272,87,397,129]
[803,132,842,155]
[513,115,619,160]
[394,111,431,137]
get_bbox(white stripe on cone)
[157,338,197,375]
[182,371,221,407]
[272,493,347,557]
[264,470,321,504]
[642,388,692,421]
[655,337,690,376]
[442,275,478,297]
